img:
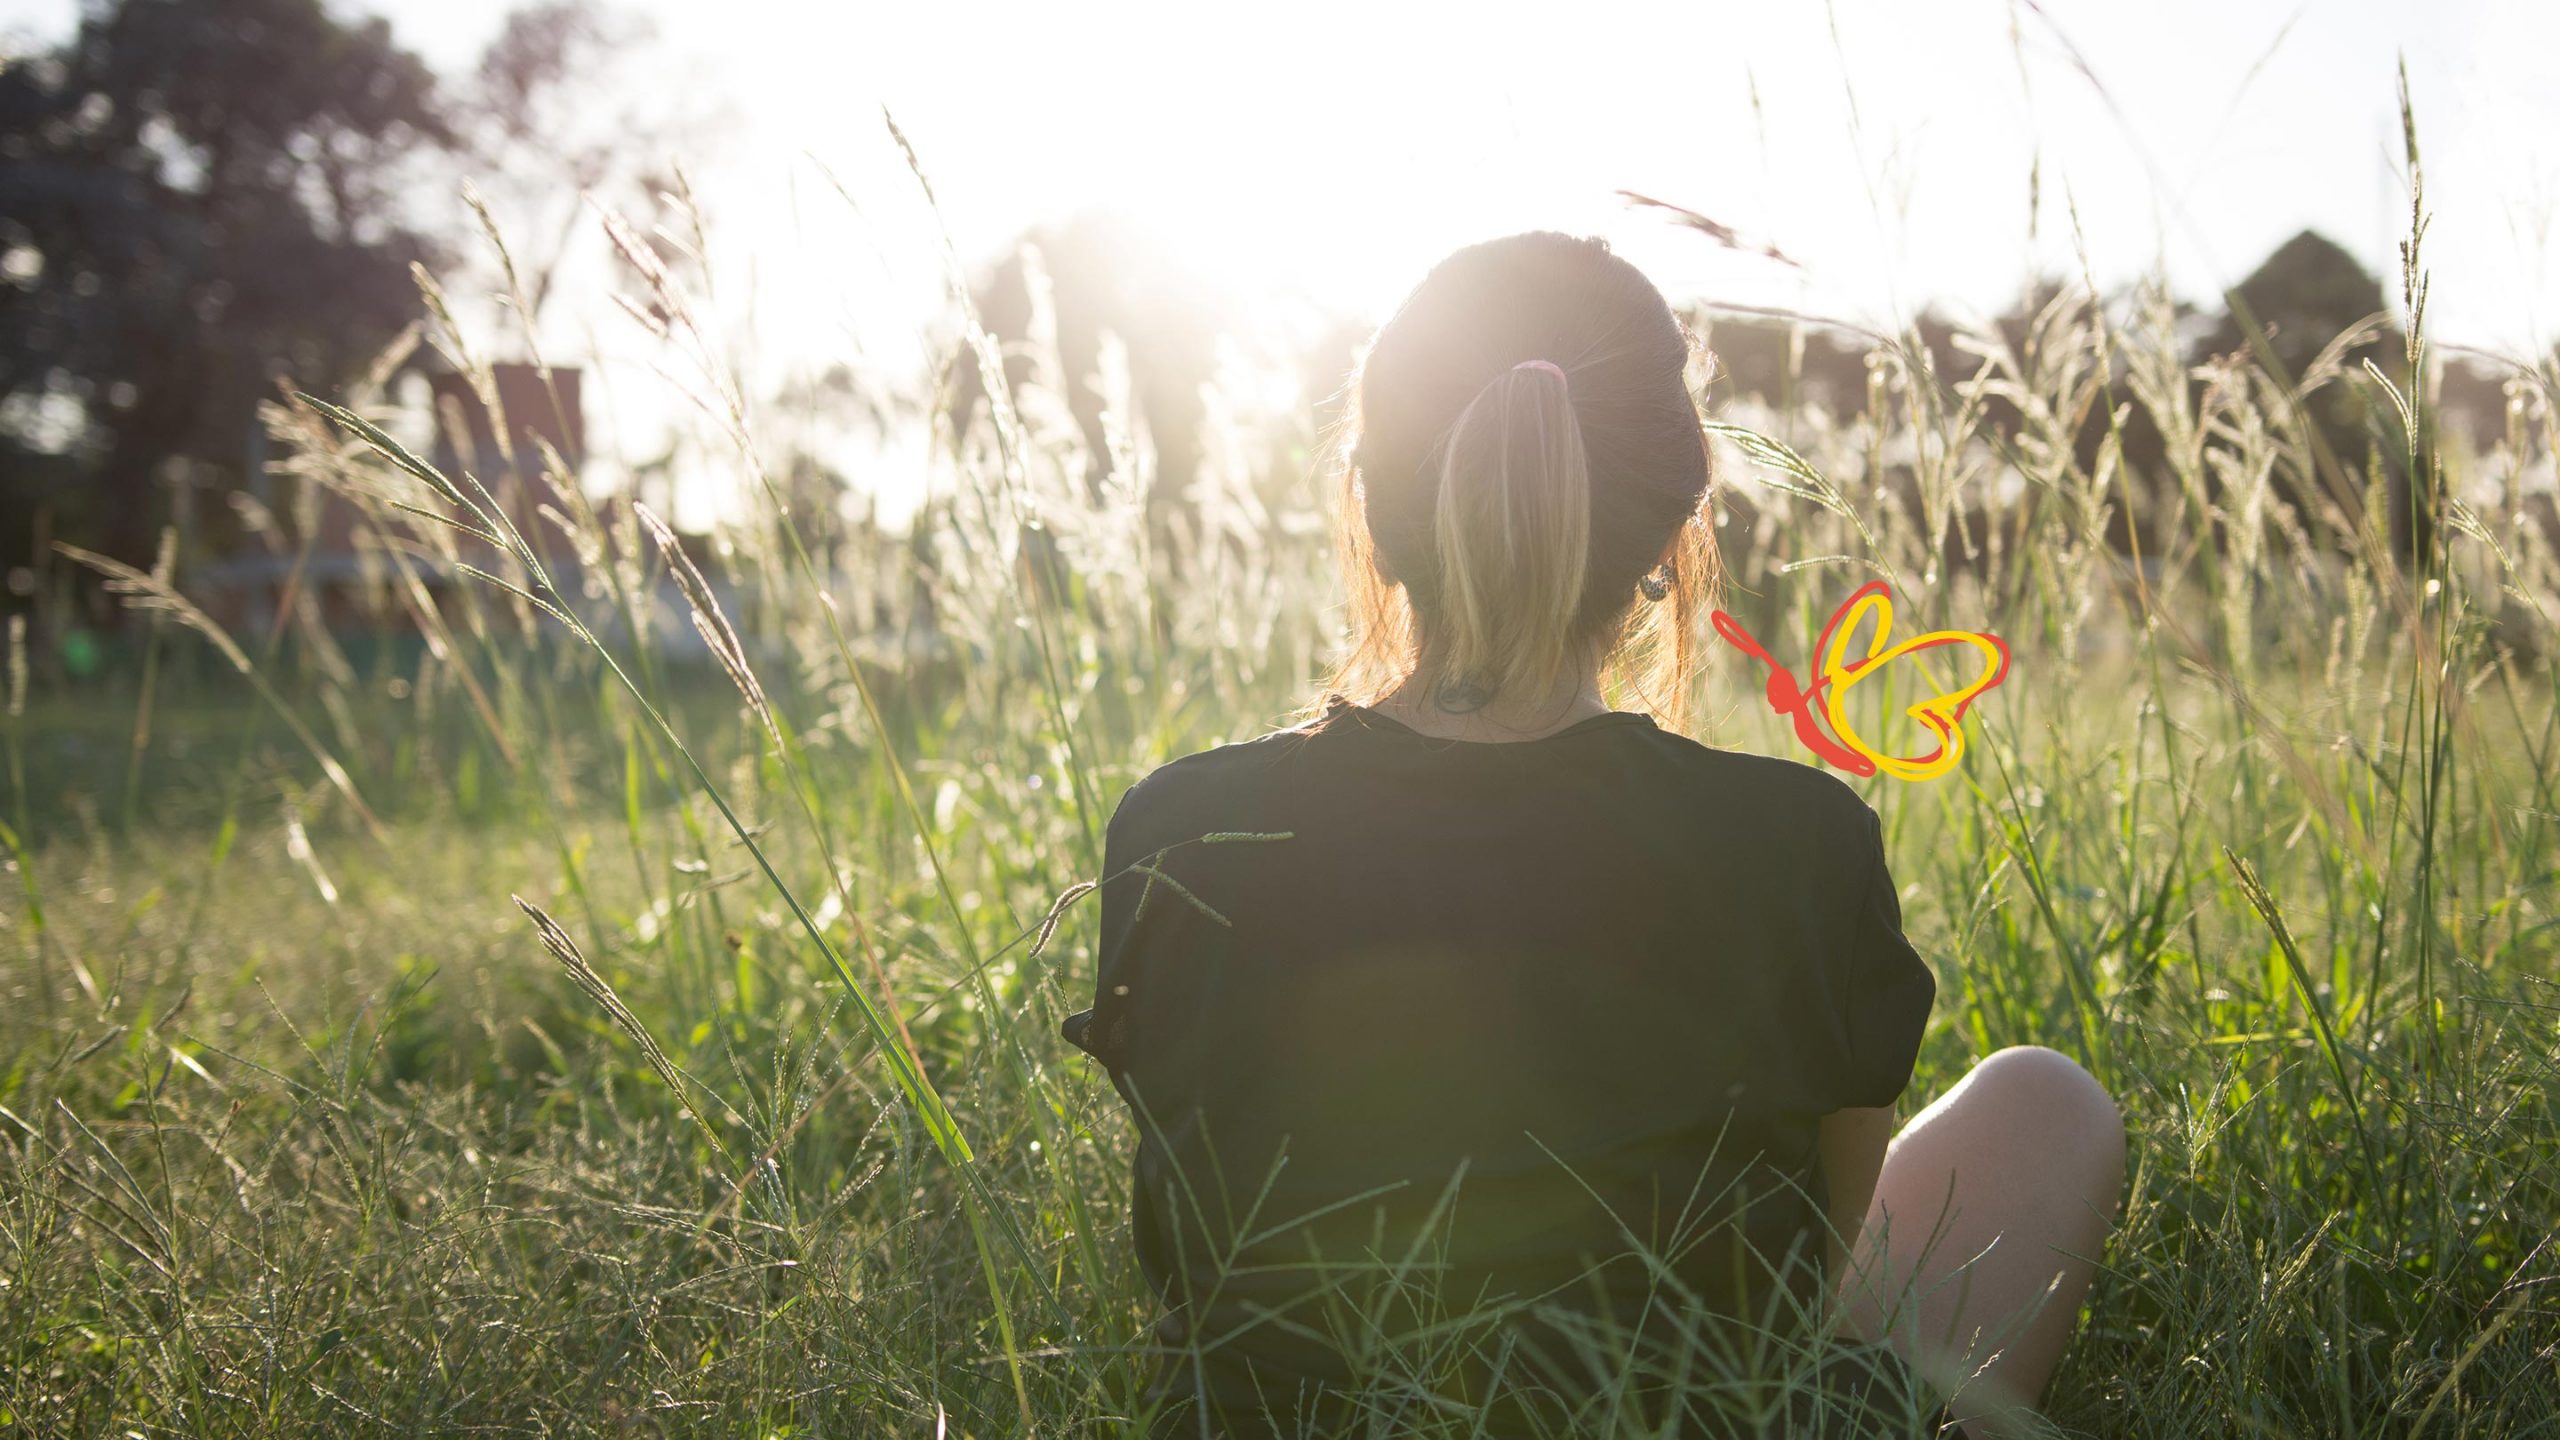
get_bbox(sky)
[6,0,2557,521]
[393,0,2549,347]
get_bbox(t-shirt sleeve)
[1060,778,1154,1071]
[1809,803,1936,1111]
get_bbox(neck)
[1372,664,1610,742]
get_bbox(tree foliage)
[0,0,671,577]
[0,0,452,568]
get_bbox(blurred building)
[199,364,585,637]
[428,364,588,555]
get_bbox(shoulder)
[1104,720,1321,850]
[1626,727,1889,880]
[1639,725,1880,827]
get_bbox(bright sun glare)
[273,0,2560,527]
[626,0,2551,381]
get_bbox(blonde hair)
[1319,233,1719,731]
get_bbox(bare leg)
[1837,1045,2126,1437]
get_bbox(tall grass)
[6,92,2560,1436]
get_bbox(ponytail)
[1421,363,1591,709]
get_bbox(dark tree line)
[1,0,447,571]
[949,221,2513,594]
[1696,230,2512,574]
[5,0,2515,620]
[0,0,668,580]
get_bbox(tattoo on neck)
[1434,678,1493,714]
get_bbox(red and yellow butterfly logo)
[1711,582,2010,782]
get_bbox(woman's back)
[1066,698,1934,1431]
[1064,229,2121,1439]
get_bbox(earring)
[1638,563,1674,602]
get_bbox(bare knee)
[1888,1045,2127,1222]
[1959,1045,2125,1156]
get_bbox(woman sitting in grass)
[1066,231,2125,1439]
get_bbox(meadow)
[5,125,2560,1436]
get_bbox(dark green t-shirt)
[1064,697,1935,1432]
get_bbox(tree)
[453,0,703,324]
[0,0,453,571]
[0,0,681,582]
[2198,230,2414,556]
[955,214,1227,525]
